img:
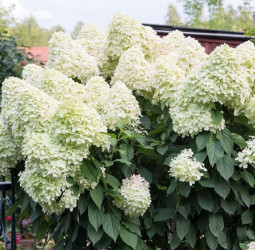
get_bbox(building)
[145,24,251,53]
[23,25,251,63]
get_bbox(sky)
[1,0,254,33]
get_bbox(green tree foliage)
[0,34,36,85]
[166,4,182,26]
[11,16,53,47]
[167,0,254,31]
[71,21,85,39]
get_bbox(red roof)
[20,47,49,64]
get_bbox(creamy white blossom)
[22,64,44,88]
[48,32,99,83]
[106,12,160,62]
[51,100,109,149]
[103,81,141,131]
[247,241,255,250]
[169,85,225,137]
[169,149,207,185]
[0,115,21,176]
[84,76,110,113]
[112,47,155,99]
[160,30,185,55]
[77,24,108,71]
[153,54,185,106]
[113,174,151,217]
[236,137,255,168]
[187,44,251,113]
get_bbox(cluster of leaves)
[0,33,37,87]
[9,97,255,250]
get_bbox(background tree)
[166,4,182,25]
[167,0,254,31]
[11,16,53,47]
[71,21,84,39]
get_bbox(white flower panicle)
[160,30,185,55]
[106,12,160,62]
[244,95,255,127]
[0,115,21,176]
[169,149,207,186]
[111,47,155,99]
[77,24,108,70]
[247,241,255,250]
[84,76,110,113]
[169,85,225,137]
[48,32,99,83]
[187,44,251,112]
[52,100,109,149]
[103,81,141,131]
[236,41,255,89]
[22,64,44,88]
[113,174,151,217]
[153,54,185,106]
[236,137,255,168]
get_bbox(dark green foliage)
[10,96,255,249]
[0,33,36,86]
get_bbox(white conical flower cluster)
[248,242,255,250]
[113,174,151,217]
[103,81,141,131]
[169,149,207,186]
[48,32,99,83]
[236,137,255,169]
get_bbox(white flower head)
[48,32,99,83]
[113,174,151,217]
[169,149,207,186]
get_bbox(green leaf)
[221,199,236,215]
[179,182,191,198]
[196,132,210,151]
[216,154,234,180]
[138,167,152,183]
[78,193,90,215]
[141,115,151,129]
[206,231,218,250]
[186,226,196,248]
[232,133,247,149]
[237,226,247,240]
[214,176,230,199]
[157,145,168,155]
[211,109,223,125]
[178,204,191,219]
[36,220,48,241]
[176,216,190,240]
[209,214,224,237]
[81,159,100,182]
[88,202,104,231]
[122,221,141,237]
[106,174,120,190]
[218,231,228,249]
[170,232,181,250]
[119,144,134,161]
[242,210,254,224]
[241,171,255,187]
[120,226,138,249]
[154,207,174,221]
[194,151,207,163]
[90,185,104,209]
[206,139,224,166]
[216,129,233,155]
[103,213,120,241]
[167,179,178,195]
[87,224,103,245]
[198,190,214,212]
[114,159,131,165]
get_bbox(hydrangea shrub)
[1,12,255,250]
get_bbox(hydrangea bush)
[1,12,255,250]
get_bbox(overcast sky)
[2,0,254,33]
